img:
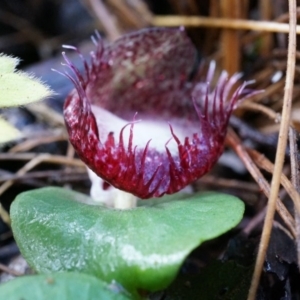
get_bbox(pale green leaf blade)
[0,117,21,143]
[0,72,52,107]
[0,54,19,74]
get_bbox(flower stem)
[114,189,137,209]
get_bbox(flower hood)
[63,27,251,199]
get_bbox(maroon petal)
[63,27,251,199]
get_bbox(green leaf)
[11,187,245,294]
[0,272,131,300]
[0,54,19,74]
[0,117,21,143]
[0,53,53,107]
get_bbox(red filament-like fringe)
[63,27,254,199]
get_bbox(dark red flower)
[63,27,252,199]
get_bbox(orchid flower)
[62,27,253,208]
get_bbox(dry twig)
[152,16,300,34]
[0,153,85,225]
[82,0,121,40]
[0,262,23,277]
[8,131,67,153]
[248,149,300,215]
[226,129,296,238]
[247,0,297,297]
[221,0,241,74]
[288,128,300,266]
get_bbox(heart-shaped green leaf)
[11,187,244,294]
[0,272,131,300]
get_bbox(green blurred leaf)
[0,272,131,300]
[0,54,19,74]
[0,53,52,107]
[11,187,245,294]
[0,117,21,143]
